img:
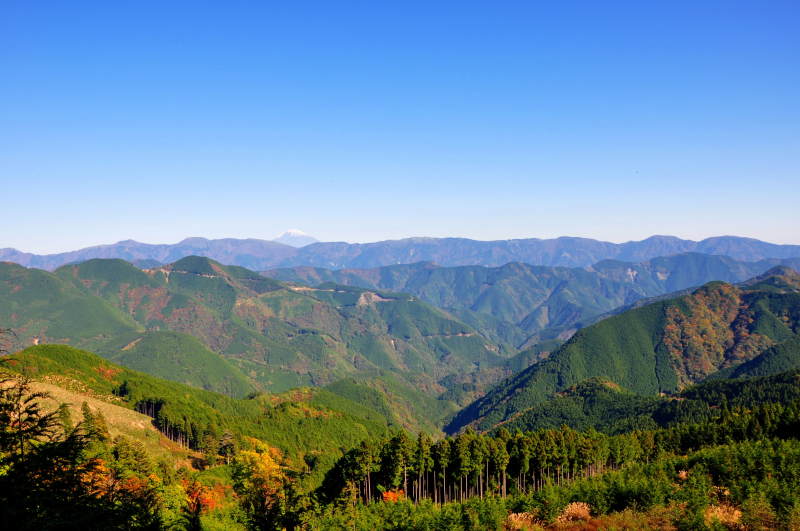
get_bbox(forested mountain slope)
[1,257,505,399]
[448,267,800,433]
[98,330,256,398]
[0,344,399,486]
[488,369,800,435]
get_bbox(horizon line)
[3,233,800,256]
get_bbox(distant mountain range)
[3,234,800,271]
[0,237,297,271]
[266,253,800,348]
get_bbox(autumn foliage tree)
[232,437,295,530]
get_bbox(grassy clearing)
[28,379,195,463]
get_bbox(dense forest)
[1,266,800,529]
[3,349,800,529]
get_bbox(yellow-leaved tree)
[232,437,297,530]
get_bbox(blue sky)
[2,1,798,253]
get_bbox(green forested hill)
[0,258,258,397]
[447,268,800,433]
[487,378,665,434]
[98,330,256,398]
[487,369,800,435]
[265,253,800,348]
[0,261,140,348]
[0,344,398,486]
[322,373,460,433]
[1,257,505,402]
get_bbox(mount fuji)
[272,229,319,248]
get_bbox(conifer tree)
[432,438,451,503]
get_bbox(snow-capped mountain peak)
[273,229,319,248]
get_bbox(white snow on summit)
[273,229,319,248]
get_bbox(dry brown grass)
[704,504,743,529]
[584,506,678,530]
[556,502,592,524]
[510,505,681,531]
[505,512,545,530]
[29,380,193,463]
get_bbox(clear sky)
[2,1,798,253]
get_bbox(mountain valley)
[3,243,800,529]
